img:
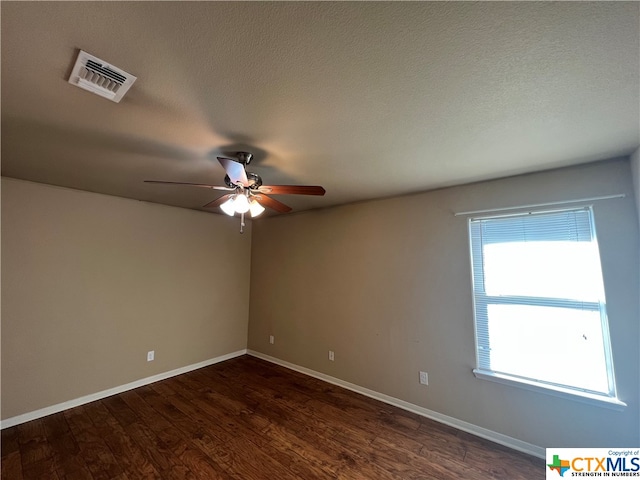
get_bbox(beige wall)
[3,158,639,448]
[1,178,251,419]
[248,158,640,448]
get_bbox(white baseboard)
[247,349,545,459]
[2,348,545,459]
[0,349,247,430]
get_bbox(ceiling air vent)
[68,50,137,103]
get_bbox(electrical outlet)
[269,335,274,344]
[419,371,428,385]
[329,350,335,361]
[147,350,155,362]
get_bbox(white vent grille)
[68,50,136,103]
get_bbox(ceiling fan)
[145,152,325,233]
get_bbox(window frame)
[467,206,626,410]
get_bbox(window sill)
[472,369,627,411]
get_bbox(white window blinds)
[469,207,618,399]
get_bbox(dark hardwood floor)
[1,355,543,479]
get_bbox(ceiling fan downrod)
[236,151,253,166]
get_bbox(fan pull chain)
[240,211,246,234]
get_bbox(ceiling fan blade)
[202,194,233,209]
[257,185,326,196]
[144,180,233,191]
[217,157,249,187]
[252,194,292,213]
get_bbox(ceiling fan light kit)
[145,151,325,233]
[220,192,264,217]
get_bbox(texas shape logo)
[547,455,570,477]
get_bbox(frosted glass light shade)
[249,199,265,217]
[220,197,236,216]
[233,194,250,213]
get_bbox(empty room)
[2,2,639,479]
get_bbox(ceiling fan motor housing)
[224,172,262,188]
[247,172,262,188]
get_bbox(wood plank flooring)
[1,355,543,479]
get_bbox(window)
[468,207,624,408]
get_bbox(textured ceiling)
[2,2,639,215]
